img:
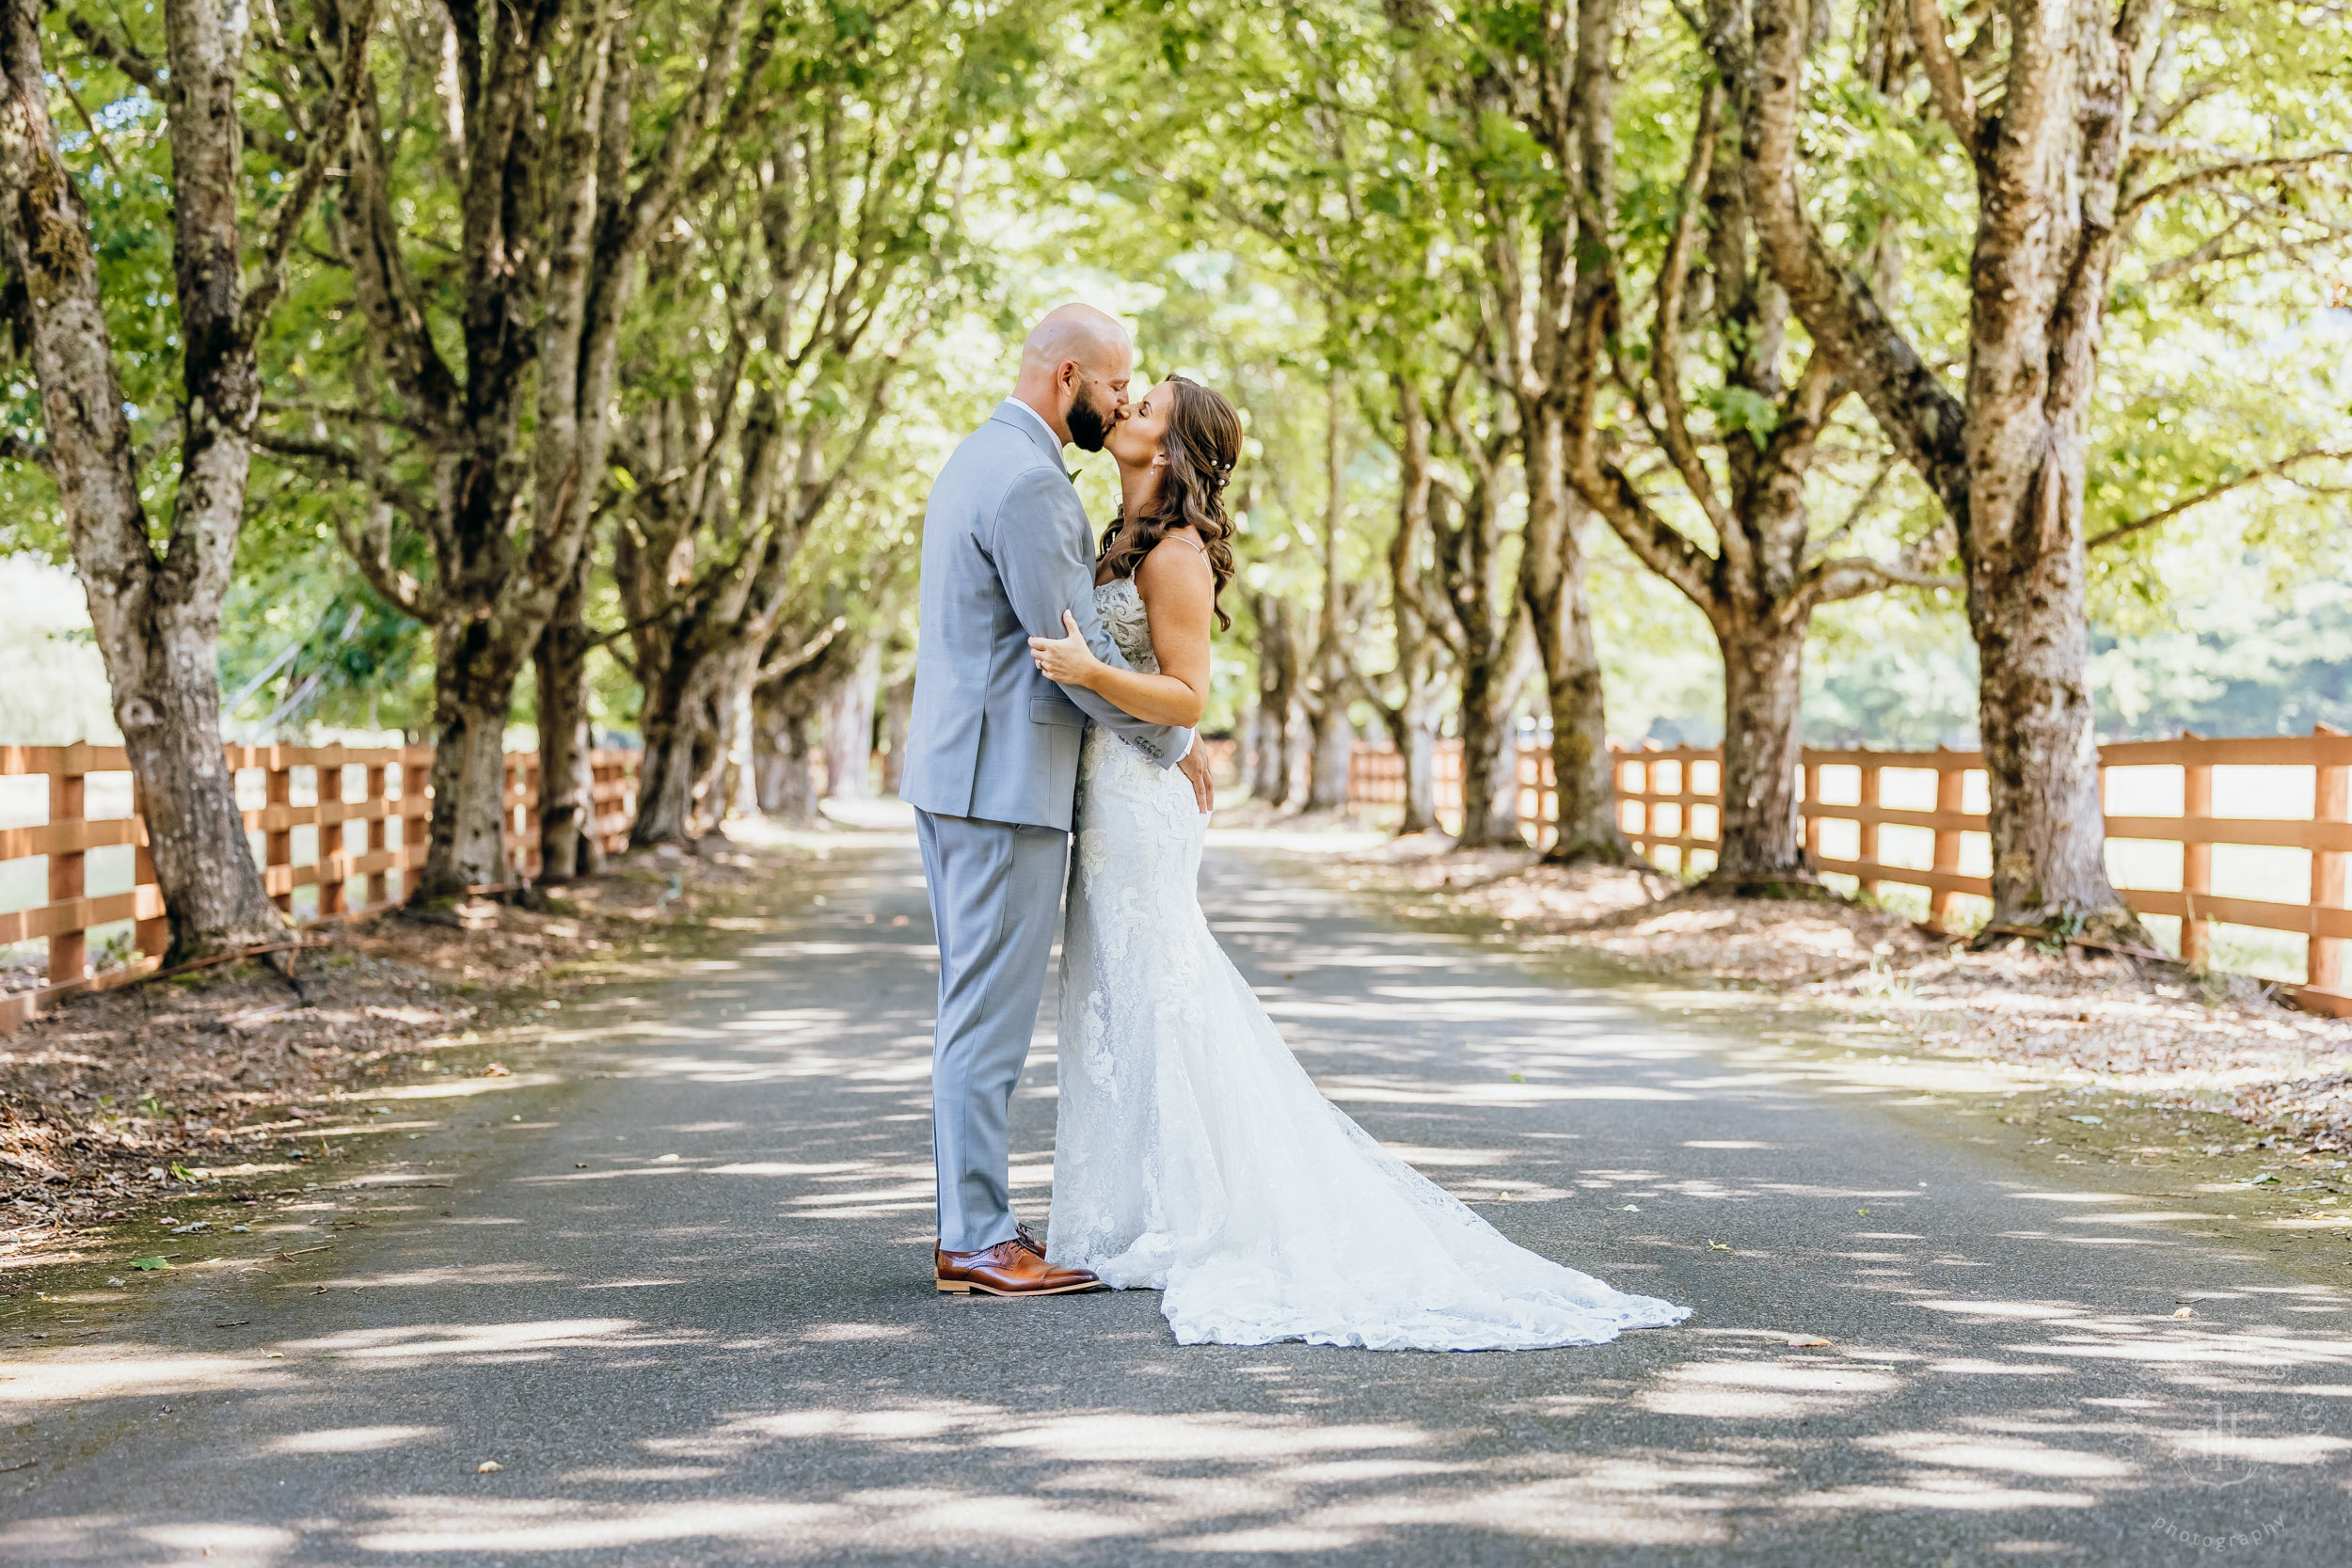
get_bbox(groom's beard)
[1066,385,1115,452]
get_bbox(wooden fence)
[1348,730,2352,1018]
[0,744,637,1031]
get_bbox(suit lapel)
[989,400,1073,479]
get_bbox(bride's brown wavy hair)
[1096,376,1242,630]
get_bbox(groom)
[901,305,1213,1297]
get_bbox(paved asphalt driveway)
[5,825,2350,1566]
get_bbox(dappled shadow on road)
[6,840,2351,1564]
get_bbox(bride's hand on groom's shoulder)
[1029,610,1102,689]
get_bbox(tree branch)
[1572,447,1717,608]
[0,430,55,474]
[756,614,845,684]
[1721,0,1973,535]
[2087,448,2352,551]
[1643,79,1738,546]
[2123,150,2352,221]
[1906,0,1978,152]
[240,0,377,346]
[1807,556,1963,602]
[65,16,159,87]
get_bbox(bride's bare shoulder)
[1136,527,1211,578]
[1132,529,1215,619]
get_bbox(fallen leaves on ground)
[1345,844,2352,1153]
[2,846,769,1271]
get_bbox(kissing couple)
[899,304,1689,1351]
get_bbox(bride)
[1025,375,1690,1352]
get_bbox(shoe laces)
[1013,1222,1048,1259]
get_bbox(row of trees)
[1096,0,2346,937]
[0,0,2344,963]
[1,0,1010,958]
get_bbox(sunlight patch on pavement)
[261,1426,447,1456]
[1859,1433,2135,1478]
[0,1349,297,1407]
[350,1498,842,1553]
[983,1413,1429,1464]
[279,1319,693,1365]
[1639,1358,1902,1419]
[135,1523,299,1567]
[365,1074,562,1101]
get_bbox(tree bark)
[631,641,728,847]
[0,0,367,959]
[1491,0,1630,866]
[1304,379,1356,812]
[755,706,822,825]
[1429,425,1529,849]
[1454,625,1527,847]
[1972,475,2116,928]
[1718,0,2155,937]
[1519,454,1622,862]
[880,675,914,797]
[823,641,882,801]
[425,639,521,894]
[1712,608,1810,887]
[752,648,840,827]
[1362,373,1452,836]
[532,549,604,881]
[1248,593,1305,808]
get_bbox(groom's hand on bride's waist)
[1178,744,1214,815]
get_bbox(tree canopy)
[0,0,2344,930]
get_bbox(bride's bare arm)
[1028,535,1215,727]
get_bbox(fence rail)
[1347,729,2352,1019]
[1,744,638,1032]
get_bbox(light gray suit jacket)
[899,400,1190,831]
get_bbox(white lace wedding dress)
[1047,576,1692,1350]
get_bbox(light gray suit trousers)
[905,402,1190,1253]
[914,810,1070,1254]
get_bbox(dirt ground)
[0,843,772,1278]
[1340,837,2352,1155]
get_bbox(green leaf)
[130,1256,171,1271]
[1699,386,1782,451]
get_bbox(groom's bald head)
[1012,304,1133,451]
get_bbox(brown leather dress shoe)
[935,1234,1104,1296]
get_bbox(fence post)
[403,752,431,898]
[1677,755,1696,869]
[2182,753,2214,969]
[1801,762,1821,863]
[1930,752,1964,932]
[1857,763,1881,897]
[265,752,294,912]
[366,761,389,908]
[2315,724,2349,995]
[49,759,86,985]
[130,777,168,960]
[1637,756,1656,860]
[320,759,349,917]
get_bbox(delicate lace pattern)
[1049,578,1691,1351]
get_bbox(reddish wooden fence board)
[1345,731,2352,1019]
[1,745,638,1032]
